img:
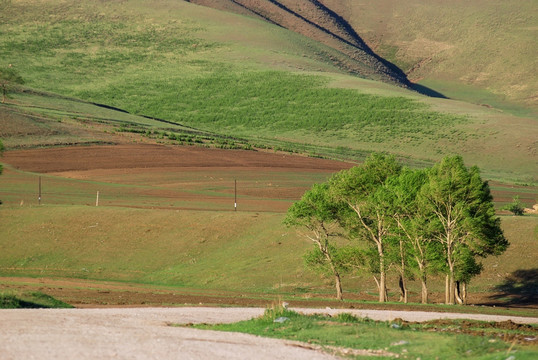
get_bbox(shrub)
[502,196,525,216]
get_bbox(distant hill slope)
[192,0,537,114]
[315,0,538,113]
[0,0,536,183]
[188,0,411,87]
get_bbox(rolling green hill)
[1,0,536,183]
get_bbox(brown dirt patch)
[2,144,353,174]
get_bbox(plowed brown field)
[3,144,352,173]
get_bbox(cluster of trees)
[285,154,508,305]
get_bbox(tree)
[329,153,402,302]
[0,139,4,175]
[0,66,24,103]
[419,155,508,304]
[0,139,3,205]
[383,168,441,303]
[284,183,350,300]
[502,196,525,216]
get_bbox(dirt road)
[1,307,537,359]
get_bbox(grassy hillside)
[1,0,536,183]
[319,0,537,115]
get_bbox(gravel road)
[1,307,537,359]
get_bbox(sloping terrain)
[192,0,537,113]
[188,0,410,86]
[318,0,538,113]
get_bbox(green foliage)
[334,312,360,323]
[419,155,508,303]
[0,66,24,102]
[328,153,403,302]
[502,196,525,216]
[285,183,352,299]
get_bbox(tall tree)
[0,139,4,205]
[419,155,508,304]
[284,183,350,300]
[0,139,4,175]
[329,153,401,302]
[384,168,443,304]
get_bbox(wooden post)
[38,176,42,205]
[96,191,100,207]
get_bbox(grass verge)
[189,307,538,359]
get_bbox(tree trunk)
[398,239,407,303]
[323,245,343,301]
[448,272,456,305]
[417,261,428,304]
[398,275,408,303]
[379,270,387,302]
[455,281,464,305]
[420,275,428,304]
[445,274,450,304]
[378,246,387,303]
[446,255,455,304]
[334,271,343,301]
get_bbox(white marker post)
[96,191,100,207]
[234,179,237,212]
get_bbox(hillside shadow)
[411,83,447,99]
[488,269,538,306]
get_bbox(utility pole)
[96,191,100,207]
[38,176,41,205]
[234,179,237,212]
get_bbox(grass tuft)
[0,290,73,309]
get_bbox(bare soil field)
[2,144,352,174]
